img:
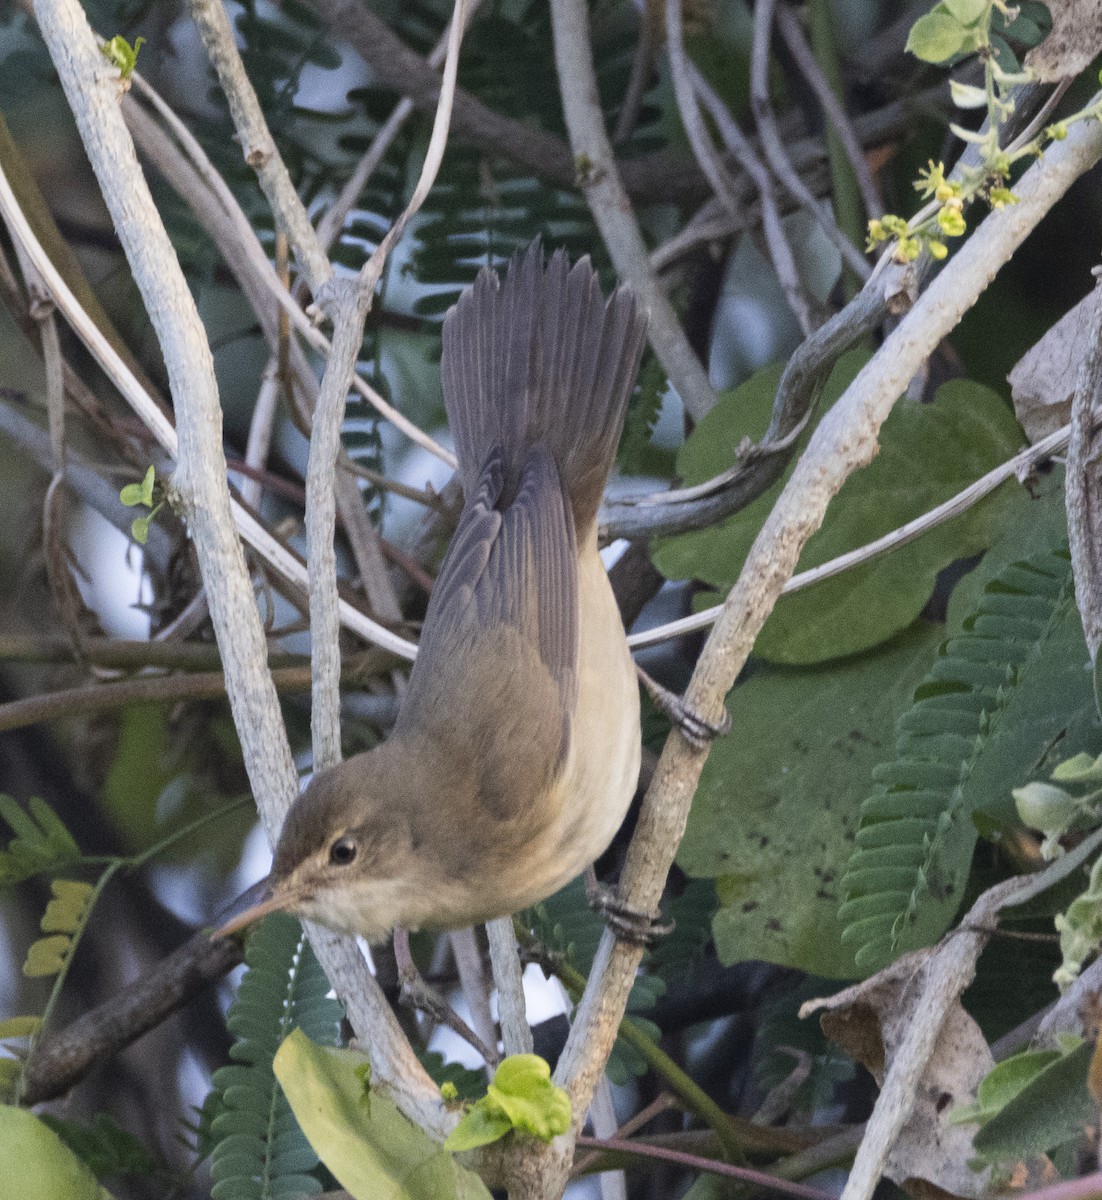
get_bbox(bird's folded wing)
[397,444,577,770]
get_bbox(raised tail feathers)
[440,243,647,534]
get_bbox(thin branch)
[626,419,1073,650]
[187,0,331,293]
[1066,265,1102,660]
[307,285,372,769]
[612,8,656,145]
[749,0,870,280]
[307,0,465,767]
[599,271,903,541]
[313,0,483,258]
[449,926,498,1067]
[487,917,532,1056]
[573,1136,837,1200]
[0,632,304,671]
[776,4,882,221]
[31,0,444,1134]
[0,666,399,735]
[549,0,719,422]
[533,96,1102,1200]
[665,0,816,334]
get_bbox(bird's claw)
[586,879,674,948]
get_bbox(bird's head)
[214,750,431,943]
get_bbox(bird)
[217,244,648,945]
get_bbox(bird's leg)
[585,866,674,947]
[636,665,731,750]
[392,929,500,1066]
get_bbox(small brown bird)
[219,245,647,943]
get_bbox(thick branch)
[20,927,243,1105]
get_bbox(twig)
[487,916,532,1056]
[187,0,330,293]
[1066,266,1102,660]
[612,7,656,145]
[599,272,901,541]
[573,1136,837,1200]
[587,1081,627,1200]
[449,926,498,1069]
[394,929,499,1067]
[625,419,1073,650]
[306,0,465,767]
[533,95,1102,1200]
[0,666,399,734]
[31,0,444,1134]
[776,4,882,221]
[665,0,815,334]
[1014,1172,1102,1200]
[312,2,482,255]
[749,0,870,280]
[549,0,720,422]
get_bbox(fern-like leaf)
[840,546,1095,973]
[208,913,343,1200]
[0,796,79,887]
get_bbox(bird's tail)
[440,242,647,535]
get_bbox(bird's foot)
[637,667,731,750]
[393,929,499,1064]
[585,873,673,948]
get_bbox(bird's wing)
[397,443,578,783]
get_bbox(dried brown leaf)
[1008,289,1099,441]
[803,950,994,1199]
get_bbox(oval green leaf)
[0,1106,111,1200]
[272,1028,491,1200]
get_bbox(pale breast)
[494,545,641,909]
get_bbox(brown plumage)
[218,245,647,943]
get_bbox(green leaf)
[487,1055,571,1142]
[1055,854,1102,989]
[273,1029,492,1200]
[943,0,989,26]
[441,1106,513,1154]
[841,545,1099,973]
[0,1015,42,1039]
[906,12,968,62]
[444,1055,571,1151]
[654,368,1023,664]
[0,795,80,887]
[23,935,71,978]
[40,1113,164,1182]
[948,1048,1063,1126]
[972,1041,1095,1163]
[40,880,94,935]
[101,34,145,79]
[680,621,946,978]
[119,466,155,509]
[0,1106,112,1199]
[208,912,342,1198]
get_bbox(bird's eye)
[329,836,358,867]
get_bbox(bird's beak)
[213,876,301,939]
